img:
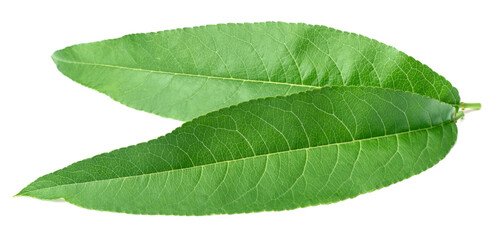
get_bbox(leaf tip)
[15,187,29,198]
[51,50,61,64]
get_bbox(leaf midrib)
[52,55,320,89]
[52,55,457,106]
[20,121,454,195]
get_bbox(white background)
[1,0,497,239]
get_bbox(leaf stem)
[458,102,481,110]
[454,111,465,121]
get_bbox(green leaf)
[52,22,459,121]
[18,86,458,215]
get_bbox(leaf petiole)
[458,102,481,110]
[454,111,465,121]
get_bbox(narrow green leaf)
[52,22,459,121]
[18,86,457,215]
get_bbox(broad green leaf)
[18,86,458,215]
[52,22,459,121]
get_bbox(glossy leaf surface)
[18,86,458,215]
[52,22,459,121]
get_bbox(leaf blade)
[52,22,459,121]
[18,86,458,215]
